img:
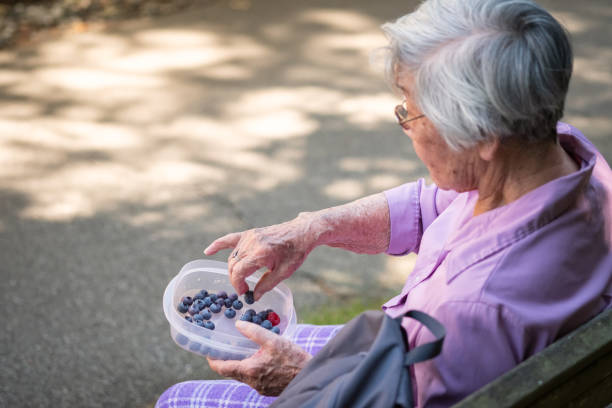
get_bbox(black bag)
[271,310,445,408]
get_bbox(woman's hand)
[204,213,322,300]
[204,192,390,299]
[207,320,311,396]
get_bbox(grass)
[299,296,391,325]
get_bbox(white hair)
[381,0,573,150]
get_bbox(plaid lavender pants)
[156,324,343,408]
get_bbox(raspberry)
[267,312,280,326]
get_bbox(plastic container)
[163,259,297,360]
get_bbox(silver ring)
[232,250,239,259]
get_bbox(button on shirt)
[382,123,612,408]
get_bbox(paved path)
[1,0,610,406]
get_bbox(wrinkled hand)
[207,320,311,396]
[204,214,322,300]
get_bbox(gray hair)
[381,0,573,150]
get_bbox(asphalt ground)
[1,0,610,407]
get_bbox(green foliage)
[300,296,390,325]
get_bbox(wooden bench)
[453,307,612,408]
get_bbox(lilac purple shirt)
[382,123,612,408]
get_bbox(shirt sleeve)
[411,301,524,408]
[384,179,459,255]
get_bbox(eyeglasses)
[394,101,425,129]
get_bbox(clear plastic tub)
[163,259,297,360]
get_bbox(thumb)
[253,262,296,301]
[235,320,277,347]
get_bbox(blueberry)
[244,291,255,304]
[217,291,228,299]
[196,320,206,327]
[200,289,209,297]
[251,315,262,325]
[245,309,256,316]
[257,311,268,321]
[261,320,273,330]
[225,308,236,318]
[229,293,238,302]
[240,313,252,322]
[203,297,213,307]
[204,321,215,330]
[210,303,221,313]
[193,292,205,300]
[200,309,212,320]
[271,326,280,334]
[176,334,188,345]
[194,299,206,310]
[189,342,200,352]
[224,298,233,308]
[181,296,194,305]
[193,313,204,322]
[209,294,218,302]
[232,300,243,310]
[215,298,225,307]
[188,304,199,315]
[184,315,193,322]
[177,302,189,313]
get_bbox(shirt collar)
[444,124,598,284]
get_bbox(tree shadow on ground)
[1,0,610,407]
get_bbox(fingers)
[230,259,266,295]
[253,263,294,301]
[235,320,278,347]
[204,232,242,255]
[207,357,243,379]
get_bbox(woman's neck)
[473,139,579,216]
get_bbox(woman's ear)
[477,138,500,162]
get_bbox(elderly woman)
[157,0,612,406]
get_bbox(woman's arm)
[204,192,391,300]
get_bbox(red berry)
[267,312,280,326]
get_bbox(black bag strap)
[397,310,446,366]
